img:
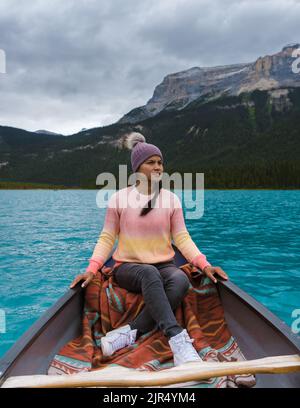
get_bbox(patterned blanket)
[48,263,256,388]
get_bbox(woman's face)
[137,155,164,183]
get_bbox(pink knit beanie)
[123,132,163,173]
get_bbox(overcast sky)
[0,0,299,135]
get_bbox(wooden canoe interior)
[1,247,300,388]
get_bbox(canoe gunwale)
[217,279,300,353]
[0,285,83,385]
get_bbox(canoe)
[1,245,300,388]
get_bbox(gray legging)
[113,259,191,340]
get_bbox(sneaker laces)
[108,330,136,350]
[171,331,194,344]
[172,332,199,359]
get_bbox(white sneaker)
[100,324,138,357]
[168,329,203,366]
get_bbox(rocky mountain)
[1,43,300,189]
[118,43,300,124]
[1,85,300,188]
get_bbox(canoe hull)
[1,247,300,387]
[219,282,300,387]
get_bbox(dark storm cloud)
[0,0,299,134]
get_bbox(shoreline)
[1,186,299,191]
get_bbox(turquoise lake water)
[0,189,299,358]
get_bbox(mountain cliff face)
[118,43,300,124]
[1,86,300,188]
[1,44,300,188]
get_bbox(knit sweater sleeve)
[86,192,120,274]
[170,194,211,271]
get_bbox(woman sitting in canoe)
[70,132,228,366]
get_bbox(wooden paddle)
[2,354,300,388]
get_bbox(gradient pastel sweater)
[86,185,211,274]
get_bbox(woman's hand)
[69,271,95,289]
[202,266,229,283]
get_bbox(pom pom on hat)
[122,132,146,150]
